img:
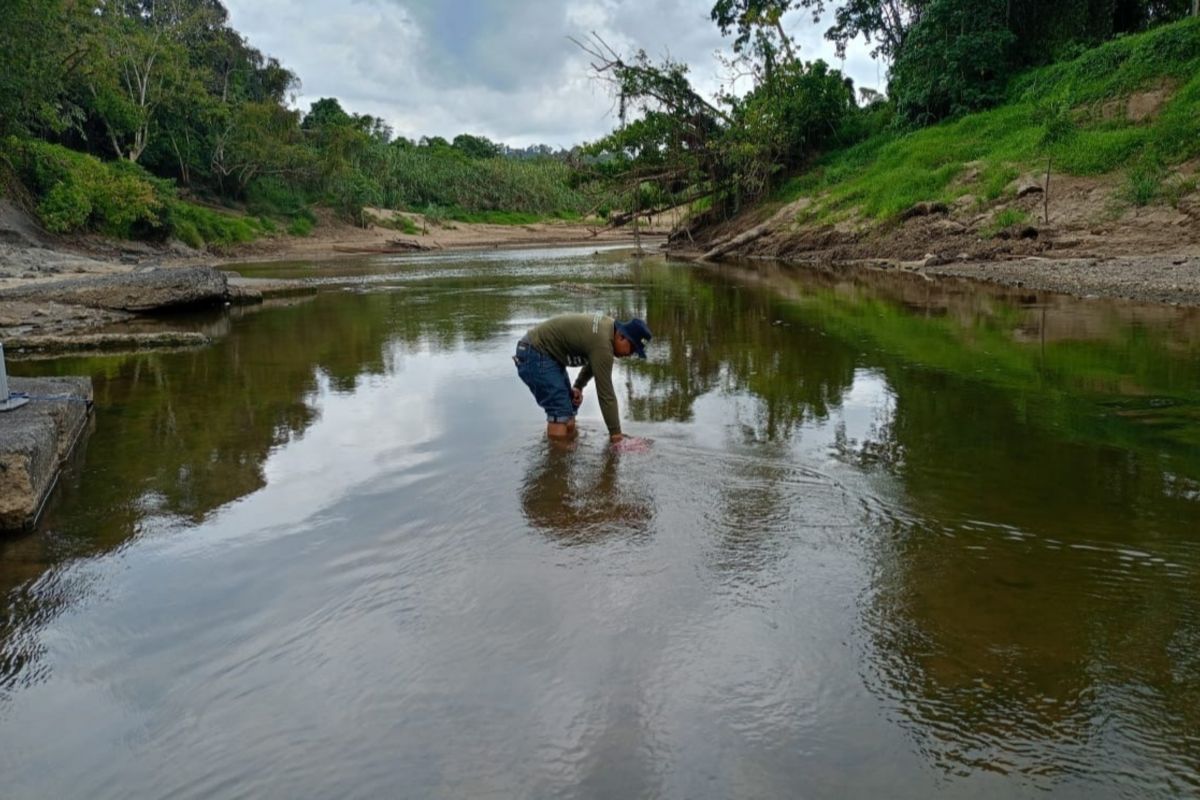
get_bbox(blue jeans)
[515,338,575,423]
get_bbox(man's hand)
[610,434,651,452]
[571,387,583,408]
[609,433,624,444]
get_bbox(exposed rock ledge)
[0,266,228,312]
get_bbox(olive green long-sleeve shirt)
[527,312,621,434]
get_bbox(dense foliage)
[710,0,1194,124]
[582,0,1195,226]
[1,0,1196,246]
[0,0,593,246]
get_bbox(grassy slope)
[778,18,1200,225]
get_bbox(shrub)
[3,136,169,237]
[984,207,1029,236]
[174,220,204,250]
[376,147,588,216]
[246,177,312,219]
[38,181,91,232]
[1124,160,1165,206]
[287,216,314,236]
[166,201,262,247]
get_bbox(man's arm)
[589,348,622,439]
[574,364,593,390]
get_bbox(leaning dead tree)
[571,33,736,232]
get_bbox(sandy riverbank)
[0,203,666,288]
[0,201,669,343]
[219,207,673,264]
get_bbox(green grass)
[445,209,579,225]
[983,207,1030,237]
[168,201,264,247]
[287,216,314,236]
[1124,160,1166,206]
[777,17,1200,226]
[1163,176,1198,209]
[368,212,422,235]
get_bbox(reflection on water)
[520,442,653,544]
[865,512,1200,794]
[2,248,1199,798]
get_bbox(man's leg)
[517,344,576,439]
[547,416,577,439]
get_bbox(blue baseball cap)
[615,317,652,359]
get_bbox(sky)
[222,0,884,149]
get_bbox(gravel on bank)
[923,254,1200,306]
[667,246,1200,307]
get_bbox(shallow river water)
[3,246,1200,798]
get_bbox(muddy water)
[2,247,1199,798]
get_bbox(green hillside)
[778,18,1200,226]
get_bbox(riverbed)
[2,246,1198,798]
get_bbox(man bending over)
[514,312,651,442]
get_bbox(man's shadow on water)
[519,438,653,544]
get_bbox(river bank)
[667,160,1200,307]
[4,193,1200,352]
[0,200,667,346]
[665,250,1200,307]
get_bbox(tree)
[83,0,222,163]
[302,97,353,131]
[750,0,1193,125]
[711,0,798,70]
[575,34,734,222]
[819,0,927,59]
[151,14,298,186]
[209,101,310,194]
[452,134,501,159]
[0,0,93,136]
[733,58,856,170]
[888,0,1013,123]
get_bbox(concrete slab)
[0,376,93,533]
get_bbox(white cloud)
[223,0,884,148]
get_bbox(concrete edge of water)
[0,376,93,533]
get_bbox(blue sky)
[224,0,883,148]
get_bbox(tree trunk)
[698,223,771,263]
[773,20,795,62]
[633,183,642,255]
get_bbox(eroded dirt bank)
[669,163,1200,306]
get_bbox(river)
[2,246,1198,798]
